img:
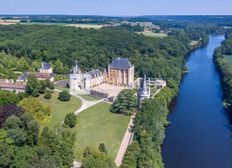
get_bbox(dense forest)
[0,22,216,168]
[0,24,208,81]
[214,31,232,112]
[0,92,75,168]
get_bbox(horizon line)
[1,14,232,17]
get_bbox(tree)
[0,90,19,106]
[3,113,39,147]
[82,147,115,168]
[0,104,24,127]
[40,127,75,168]
[120,141,140,168]
[64,113,76,128]
[111,89,137,115]
[20,113,39,146]
[19,98,51,123]
[26,76,40,97]
[18,57,30,71]
[53,59,64,74]
[58,90,71,101]
[0,142,14,168]
[39,80,54,94]
[31,60,41,72]
[7,128,27,146]
[3,115,21,130]
[0,129,14,145]
[27,148,62,168]
[11,146,36,168]
[44,90,52,99]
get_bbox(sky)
[1,0,232,16]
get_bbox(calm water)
[162,35,232,168]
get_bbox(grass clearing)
[66,24,104,29]
[73,102,130,160]
[38,92,81,129]
[137,31,168,38]
[190,40,199,46]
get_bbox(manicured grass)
[38,92,81,129]
[55,86,70,92]
[73,102,130,160]
[79,94,99,101]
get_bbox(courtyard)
[91,83,124,99]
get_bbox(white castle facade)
[70,61,104,91]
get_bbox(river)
[162,35,232,168]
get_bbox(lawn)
[38,92,82,129]
[79,94,99,101]
[73,102,130,160]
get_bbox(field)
[137,31,168,38]
[0,20,20,25]
[38,92,82,129]
[73,102,130,160]
[21,22,68,26]
[66,24,104,29]
[224,55,232,65]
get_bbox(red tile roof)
[0,82,26,90]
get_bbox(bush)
[99,143,107,153]
[64,113,76,128]
[19,98,51,123]
[58,90,71,101]
[44,90,52,99]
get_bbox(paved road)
[70,91,103,115]
[114,114,135,167]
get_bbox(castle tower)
[70,61,82,92]
[138,75,151,108]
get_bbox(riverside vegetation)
[214,31,232,113]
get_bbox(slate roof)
[18,72,29,81]
[41,62,51,70]
[110,57,133,70]
[87,69,102,78]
